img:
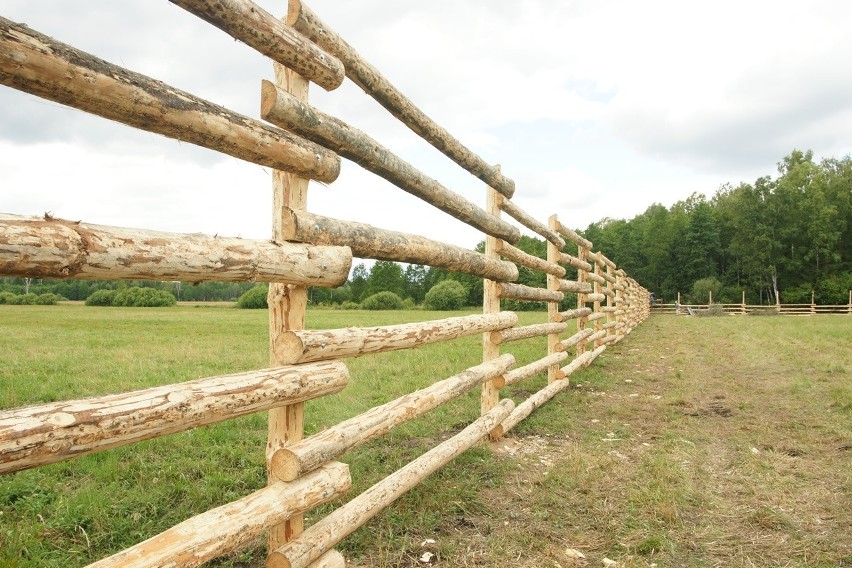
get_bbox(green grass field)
[1,305,850,567]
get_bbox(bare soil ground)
[386,315,852,568]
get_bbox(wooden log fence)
[0,3,651,566]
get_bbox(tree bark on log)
[169,0,343,90]
[285,1,515,199]
[489,322,567,345]
[270,355,515,481]
[558,252,592,272]
[267,400,515,568]
[503,352,569,387]
[499,200,566,248]
[553,219,592,249]
[261,80,520,244]
[279,312,517,364]
[0,213,350,287]
[559,279,594,294]
[0,18,339,183]
[556,307,592,321]
[584,293,606,303]
[496,241,565,277]
[87,462,350,568]
[585,272,607,285]
[586,312,606,322]
[558,350,595,379]
[280,209,518,282]
[586,329,607,343]
[0,361,348,475]
[497,283,563,303]
[557,328,594,351]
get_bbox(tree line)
[581,150,851,305]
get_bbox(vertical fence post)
[811,290,816,315]
[267,63,309,550]
[605,262,614,341]
[547,216,561,383]
[576,245,590,357]
[848,290,851,315]
[482,168,502,417]
[741,290,746,315]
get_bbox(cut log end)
[270,448,302,482]
[285,0,304,27]
[275,331,307,365]
[261,79,278,118]
[266,551,291,568]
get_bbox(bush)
[690,277,722,304]
[85,289,117,306]
[361,291,404,310]
[338,301,361,310]
[401,297,416,310]
[237,286,269,309]
[112,287,176,307]
[8,293,39,305]
[35,293,64,305]
[424,280,468,310]
[0,291,16,304]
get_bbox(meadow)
[1,305,850,567]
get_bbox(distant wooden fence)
[652,291,852,316]
[0,3,650,566]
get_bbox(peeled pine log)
[88,462,350,568]
[498,283,563,303]
[602,288,616,298]
[601,306,618,313]
[503,352,568,387]
[270,355,515,481]
[587,345,607,364]
[555,350,595,380]
[496,241,565,277]
[268,400,515,568]
[601,271,617,284]
[586,312,606,322]
[558,252,592,272]
[262,81,519,244]
[169,0,343,90]
[279,312,517,364]
[585,272,607,285]
[307,551,346,568]
[281,210,518,282]
[598,253,616,269]
[0,361,348,475]
[553,219,592,249]
[0,18,339,183]
[499,200,566,248]
[0,213,350,287]
[500,377,571,434]
[559,279,593,294]
[489,322,567,345]
[557,328,594,351]
[599,334,618,345]
[587,329,607,343]
[601,321,618,330]
[584,293,606,303]
[556,307,592,321]
[285,1,515,199]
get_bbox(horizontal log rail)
[601,306,618,313]
[586,312,607,322]
[496,241,565,277]
[497,282,564,303]
[558,251,592,272]
[587,329,607,343]
[557,350,596,380]
[559,279,594,294]
[270,355,515,481]
[286,0,516,199]
[489,322,568,345]
[586,272,607,285]
[556,307,593,321]
[553,218,592,249]
[88,462,351,568]
[500,377,571,433]
[279,312,518,364]
[584,293,606,303]
[499,199,566,248]
[0,362,348,475]
[0,18,340,183]
[503,352,569,387]
[557,328,594,351]
[281,209,518,282]
[0,213,351,287]
[262,81,520,243]
[169,0,344,90]
[267,400,515,568]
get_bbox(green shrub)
[237,286,269,309]
[112,287,176,307]
[338,301,361,310]
[0,291,16,304]
[85,289,117,306]
[690,277,722,304]
[8,293,39,305]
[401,297,416,310]
[361,291,404,310]
[424,280,467,310]
[35,293,64,305]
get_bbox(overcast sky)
[2,1,851,253]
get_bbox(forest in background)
[2,150,849,307]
